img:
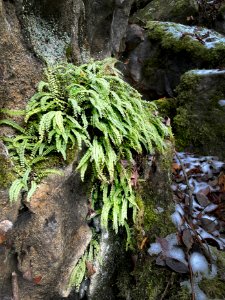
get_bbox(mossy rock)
[0,142,16,189]
[132,0,198,25]
[117,144,191,299]
[146,21,225,67]
[174,69,225,159]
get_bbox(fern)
[1,58,170,254]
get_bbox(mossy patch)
[0,155,16,189]
[173,70,225,158]
[153,97,177,117]
[146,21,225,67]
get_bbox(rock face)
[0,0,42,110]
[0,160,92,299]
[0,1,136,298]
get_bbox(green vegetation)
[0,58,169,237]
[146,21,225,66]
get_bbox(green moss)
[174,70,225,157]
[146,22,225,66]
[0,156,16,189]
[153,97,176,117]
[135,144,175,243]
[130,258,189,300]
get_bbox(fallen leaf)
[33,275,42,284]
[198,186,210,196]
[172,163,181,174]
[0,233,6,245]
[156,237,170,253]
[86,261,96,277]
[165,257,189,273]
[182,229,194,250]
[156,255,166,266]
[200,218,218,233]
[140,237,148,250]
[196,193,210,207]
[218,172,225,192]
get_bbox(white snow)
[168,247,187,264]
[218,99,225,107]
[148,243,162,255]
[171,211,183,227]
[190,252,209,274]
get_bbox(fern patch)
[0,57,170,243]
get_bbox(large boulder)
[131,0,198,25]
[174,69,225,159]
[121,21,225,98]
[0,158,92,299]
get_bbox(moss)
[0,155,16,189]
[174,70,225,158]
[153,97,177,117]
[129,258,189,300]
[146,22,225,67]
[135,144,175,244]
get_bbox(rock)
[0,1,42,111]
[174,69,225,159]
[14,0,135,64]
[131,0,198,25]
[121,21,225,98]
[10,165,92,299]
[215,3,225,35]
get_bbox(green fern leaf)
[27,180,37,201]
[0,119,26,133]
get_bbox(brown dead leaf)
[172,163,181,174]
[196,193,210,207]
[182,229,193,250]
[218,172,225,192]
[33,275,42,284]
[0,232,6,245]
[140,237,148,250]
[165,257,189,273]
[86,261,96,277]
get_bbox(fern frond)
[76,149,92,180]
[27,180,37,201]
[9,179,24,203]
[0,119,26,133]
[0,108,25,116]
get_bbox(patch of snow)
[159,22,225,49]
[218,99,225,107]
[148,243,162,255]
[190,252,209,274]
[168,247,187,264]
[190,69,225,75]
[171,211,183,227]
[175,204,185,216]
